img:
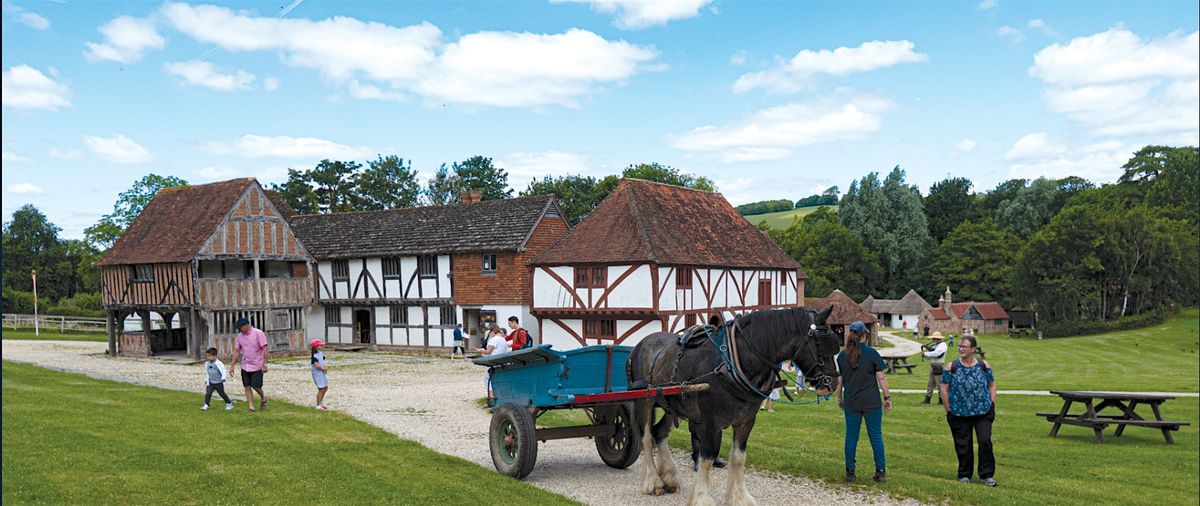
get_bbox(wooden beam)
[106,309,117,357]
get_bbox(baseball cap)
[309,339,326,348]
[849,321,867,333]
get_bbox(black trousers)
[205,382,232,405]
[947,407,995,479]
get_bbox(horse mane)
[734,307,811,341]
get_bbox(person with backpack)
[506,316,531,350]
[940,334,998,486]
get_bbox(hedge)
[1040,308,1172,338]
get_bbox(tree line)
[765,145,1198,331]
[735,186,840,216]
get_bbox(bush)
[1040,308,1172,338]
[2,288,36,314]
[45,292,105,318]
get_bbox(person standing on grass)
[230,317,269,413]
[940,334,998,487]
[923,332,948,405]
[835,320,891,484]
[451,323,465,358]
[310,339,330,410]
[202,347,234,411]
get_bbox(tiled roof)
[891,289,932,314]
[96,178,256,266]
[289,195,558,259]
[927,308,950,320]
[949,303,971,319]
[263,190,296,219]
[529,179,804,272]
[972,302,1010,320]
[807,290,877,325]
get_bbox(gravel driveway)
[3,340,924,506]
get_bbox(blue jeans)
[844,408,886,472]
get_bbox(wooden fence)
[2,313,165,333]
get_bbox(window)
[331,260,349,281]
[591,267,606,287]
[439,306,455,325]
[676,267,692,289]
[545,210,561,218]
[575,266,607,288]
[780,273,787,286]
[482,254,497,274]
[758,279,772,306]
[685,313,697,327]
[575,267,590,287]
[390,306,408,325]
[261,261,293,278]
[382,257,402,279]
[214,309,266,334]
[131,264,154,283]
[584,319,616,339]
[325,306,341,324]
[993,319,1003,326]
[418,255,438,278]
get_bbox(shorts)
[241,369,264,388]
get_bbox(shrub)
[2,288,36,314]
[1040,308,1172,338]
[45,292,105,318]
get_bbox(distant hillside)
[744,205,837,230]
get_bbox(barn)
[96,178,314,360]
[528,178,807,349]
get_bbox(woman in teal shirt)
[940,334,998,486]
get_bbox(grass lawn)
[882,308,1199,392]
[1,361,577,505]
[742,205,835,230]
[541,393,1199,506]
[1,329,107,342]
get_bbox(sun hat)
[309,339,326,348]
[849,321,867,333]
[233,317,251,331]
[930,331,944,340]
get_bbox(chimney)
[459,191,483,204]
[942,287,952,310]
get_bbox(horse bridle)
[793,324,839,390]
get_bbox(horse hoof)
[653,487,666,496]
[664,485,678,494]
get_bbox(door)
[353,309,373,344]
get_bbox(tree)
[354,155,421,210]
[924,177,980,243]
[840,166,931,297]
[773,218,881,300]
[734,199,794,216]
[622,163,715,191]
[425,164,464,205]
[978,178,1027,217]
[270,169,321,215]
[522,174,607,225]
[795,186,840,208]
[994,177,1058,237]
[309,160,361,213]
[453,156,512,200]
[1121,146,1200,225]
[85,174,188,249]
[930,219,1018,306]
[3,205,62,293]
[1012,205,1106,323]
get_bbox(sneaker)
[259,399,268,411]
[922,396,931,404]
[201,404,209,411]
[225,402,234,410]
[845,469,857,483]
[958,477,971,484]
[873,469,887,483]
[318,405,329,411]
[981,477,998,487]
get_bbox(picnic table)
[882,356,917,374]
[1037,390,1191,444]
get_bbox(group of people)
[835,320,998,486]
[472,317,530,394]
[201,317,331,413]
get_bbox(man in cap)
[230,317,270,412]
[922,332,947,404]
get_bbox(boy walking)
[202,347,234,411]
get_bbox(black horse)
[627,306,841,505]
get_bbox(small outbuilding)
[807,289,879,345]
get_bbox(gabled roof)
[971,302,1010,320]
[96,178,257,266]
[926,308,951,320]
[807,290,877,325]
[263,190,296,219]
[289,195,559,259]
[949,303,971,319]
[891,289,932,314]
[529,179,803,272]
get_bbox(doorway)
[353,309,373,344]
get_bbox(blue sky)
[3,0,1197,239]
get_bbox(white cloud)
[3,150,31,162]
[47,146,82,160]
[83,134,153,164]
[978,0,998,10]
[495,151,598,189]
[733,40,927,94]
[1004,133,1064,160]
[551,0,713,29]
[996,26,1024,42]
[1008,143,1130,182]
[6,182,45,194]
[195,165,290,183]
[730,50,748,66]
[669,93,893,163]
[84,16,164,63]
[2,65,71,111]
[3,2,50,29]
[164,60,256,91]
[957,139,977,152]
[202,134,375,159]
[161,3,658,108]
[263,77,280,92]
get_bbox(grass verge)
[1,329,107,342]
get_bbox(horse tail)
[627,342,649,390]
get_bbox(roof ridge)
[623,177,720,196]
[625,179,657,263]
[291,194,553,219]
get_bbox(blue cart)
[473,344,708,479]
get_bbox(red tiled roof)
[96,178,256,266]
[529,179,804,272]
[973,302,1010,320]
[949,303,972,319]
[927,308,950,320]
[807,290,877,325]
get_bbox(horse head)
[791,305,841,396]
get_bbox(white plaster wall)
[533,266,577,308]
[364,258,383,299]
[373,306,391,345]
[605,265,651,308]
[306,305,325,342]
[657,267,676,311]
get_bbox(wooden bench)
[883,356,917,374]
[1040,391,1191,444]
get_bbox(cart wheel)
[594,402,642,469]
[489,403,538,479]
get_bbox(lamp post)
[32,269,39,336]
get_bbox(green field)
[1,329,107,342]
[882,309,1200,392]
[742,205,836,230]
[1,361,576,505]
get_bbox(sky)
[3,0,1198,239]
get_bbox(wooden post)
[188,308,199,360]
[106,309,117,357]
[140,310,152,356]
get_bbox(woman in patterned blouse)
[939,334,998,487]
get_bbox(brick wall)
[453,215,569,306]
[118,332,151,357]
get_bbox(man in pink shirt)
[230,317,269,412]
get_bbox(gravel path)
[3,340,926,506]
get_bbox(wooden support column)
[139,310,152,356]
[106,309,117,357]
[188,307,199,360]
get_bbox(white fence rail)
[2,313,165,333]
